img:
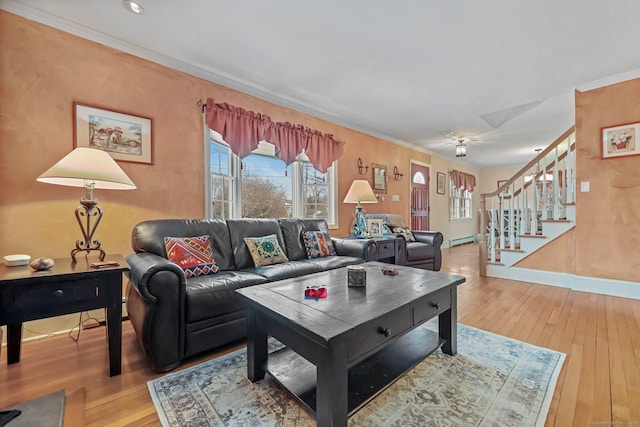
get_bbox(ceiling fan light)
[122,0,144,14]
[455,141,467,157]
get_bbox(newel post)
[479,194,487,276]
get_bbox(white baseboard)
[486,265,640,300]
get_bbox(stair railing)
[479,126,576,275]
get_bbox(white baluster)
[553,146,560,219]
[531,171,538,235]
[490,200,496,262]
[508,185,515,249]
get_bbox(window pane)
[211,175,233,220]
[210,141,230,175]
[241,154,292,218]
[302,162,329,220]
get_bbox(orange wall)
[0,11,430,259]
[574,81,640,282]
[516,80,640,282]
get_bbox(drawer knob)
[54,289,64,297]
[432,302,440,310]
[378,327,391,337]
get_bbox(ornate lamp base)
[71,198,106,263]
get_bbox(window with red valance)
[203,98,344,173]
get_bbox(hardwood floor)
[1,243,638,426]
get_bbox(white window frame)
[449,178,473,220]
[205,129,338,227]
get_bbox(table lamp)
[37,147,136,262]
[343,179,377,238]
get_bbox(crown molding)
[576,69,640,92]
[1,0,437,157]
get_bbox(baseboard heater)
[450,235,475,247]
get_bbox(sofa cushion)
[249,259,324,282]
[406,241,435,261]
[278,218,330,261]
[244,234,289,267]
[184,271,268,323]
[309,255,365,271]
[131,218,236,271]
[302,230,336,258]
[164,235,219,278]
[227,219,286,269]
[393,226,416,242]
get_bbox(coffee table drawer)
[413,288,452,325]
[348,307,412,362]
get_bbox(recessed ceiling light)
[122,0,144,14]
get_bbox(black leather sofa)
[126,217,375,372]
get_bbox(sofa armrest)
[331,237,377,260]
[412,231,444,270]
[126,252,187,372]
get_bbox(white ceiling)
[4,0,640,169]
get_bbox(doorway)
[410,163,430,230]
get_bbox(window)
[205,130,337,226]
[449,178,472,220]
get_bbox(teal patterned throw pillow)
[244,234,289,267]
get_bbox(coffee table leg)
[246,308,267,382]
[316,344,348,427]
[439,286,457,355]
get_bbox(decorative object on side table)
[29,257,55,271]
[343,179,377,238]
[3,254,31,267]
[367,218,383,238]
[37,147,136,262]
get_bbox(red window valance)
[450,169,477,192]
[204,98,344,173]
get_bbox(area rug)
[0,390,65,427]
[148,323,565,426]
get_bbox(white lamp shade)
[37,147,136,190]
[343,180,377,204]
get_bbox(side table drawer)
[6,278,105,322]
[375,241,395,260]
[348,307,411,362]
[413,288,452,325]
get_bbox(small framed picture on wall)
[436,172,446,195]
[601,122,640,159]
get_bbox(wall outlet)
[392,194,400,202]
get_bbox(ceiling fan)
[438,130,472,157]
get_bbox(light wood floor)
[1,243,638,426]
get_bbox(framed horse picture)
[74,102,153,164]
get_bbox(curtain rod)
[197,99,207,113]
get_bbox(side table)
[343,236,401,264]
[0,254,128,376]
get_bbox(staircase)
[479,127,576,276]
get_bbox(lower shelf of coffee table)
[266,326,444,416]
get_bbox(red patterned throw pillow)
[302,230,337,259]
[163,235,219,278]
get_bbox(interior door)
[410,164,430,230]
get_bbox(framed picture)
[367,219,383,238]
[436,172,446,195]
[601,122,640,159]
[74,102,153,164]
[497,180,511,195]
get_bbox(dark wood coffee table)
[236,261,465,427]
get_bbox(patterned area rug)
[148,323,565,426]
